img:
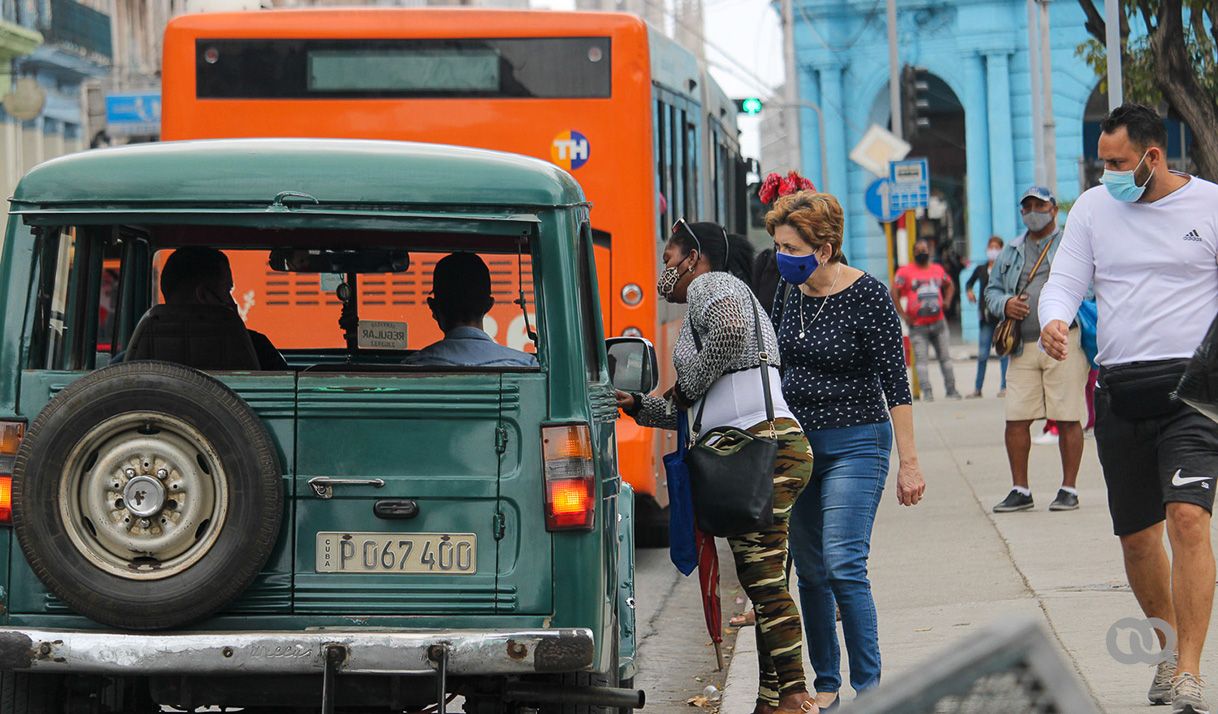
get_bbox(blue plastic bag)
[663,411,698,576]
[1077,299,1099,369]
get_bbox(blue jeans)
[789,421,892,695]
[975,321,1009,393]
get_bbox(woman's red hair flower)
[758,171,816,205]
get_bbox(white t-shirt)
[691,365,794,432]
[1039,174,1218,367]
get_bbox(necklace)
[799,266,842,339]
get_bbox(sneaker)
[946,391,964,400]
[1150,652,1177,705]
[997,388,1007,398]
[1049,489,1079,511]
[993,489,1034,513]
[1032,431,1060,446]
[966,391,984,399]
[1171,672,1210,714]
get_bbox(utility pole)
[1026,0,1045,186]
[1104,0,1122,109]
[1038,0,1057,191]
[781,0,803,172]
[887,0,901,139]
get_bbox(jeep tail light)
[542,424,595,531]
[0,422,25,524]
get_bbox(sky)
[529,0,785,160]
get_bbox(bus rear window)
[196,38,611,99]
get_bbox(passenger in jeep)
[123,247,288,371]
[405,252,538,367]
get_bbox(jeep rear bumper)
[0,627,595,676]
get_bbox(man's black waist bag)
[1099,359,1190,421]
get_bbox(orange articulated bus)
[160,8,747,541]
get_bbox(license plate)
[316,532,477,574]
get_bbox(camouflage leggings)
[727,417,814,707]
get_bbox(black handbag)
[684,296,778,538]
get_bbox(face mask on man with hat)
[1019,186,1059,235]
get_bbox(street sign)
[105,92,161,137]
[850,123,911,177]
[888,158,929,211]
[865,178,902,223]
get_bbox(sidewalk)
[722,356,1218,713]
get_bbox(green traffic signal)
[738,97,763,115]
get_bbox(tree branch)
[1136,0,1156,29]
[1078,0,1107,43]
[1150,0,1218,179]
[1208,0,1218,53]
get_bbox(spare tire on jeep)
[12,361,283,630]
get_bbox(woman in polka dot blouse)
[765,188,926,709]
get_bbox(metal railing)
[39,0,111,60]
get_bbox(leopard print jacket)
[634,271,781,430]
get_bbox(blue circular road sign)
[865,178,902,223]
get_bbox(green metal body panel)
[0,139,629,678]
[9,139,585,212]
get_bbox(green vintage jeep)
[0,139,657,713]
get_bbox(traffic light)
[734,97,764,115]
[900,65,931,138]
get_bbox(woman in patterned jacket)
[615,219,818,714]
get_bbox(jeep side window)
[30,228,129,371]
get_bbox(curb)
[720,619,758,713]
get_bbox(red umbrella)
[695,528,725,670]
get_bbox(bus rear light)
[0,422,25,525]
[542,424,595,531]
[621,327,643,338]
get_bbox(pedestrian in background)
[618,219,818,714]
[1040,103,1218,714]
[965,235,1008,398]
[767,185,926,710]
[891,239,961,401]
[985,186,1088,514]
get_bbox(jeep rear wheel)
[13,361,283,630]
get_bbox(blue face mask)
[775,251,819,285]
[1102,150,1154,203]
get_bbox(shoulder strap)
[1017,237,1055,293]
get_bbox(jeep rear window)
[27,224,542,372]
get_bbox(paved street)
[641,352,1218,714]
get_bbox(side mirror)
[606,337,659,393]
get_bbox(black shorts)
[1095,382,1218,537]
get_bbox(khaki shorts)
[1005,327,1089,422]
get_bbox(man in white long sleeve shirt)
[1040,104,1218,714]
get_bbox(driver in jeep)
[124,247,288,371]
[405,251,538,368]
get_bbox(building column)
[801,64,823,190]
[986,51,1017,242]
[962,52,991,345]
[818,63,847,200]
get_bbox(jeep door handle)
[308,477,386,499]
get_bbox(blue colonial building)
[788,0,1107,337]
